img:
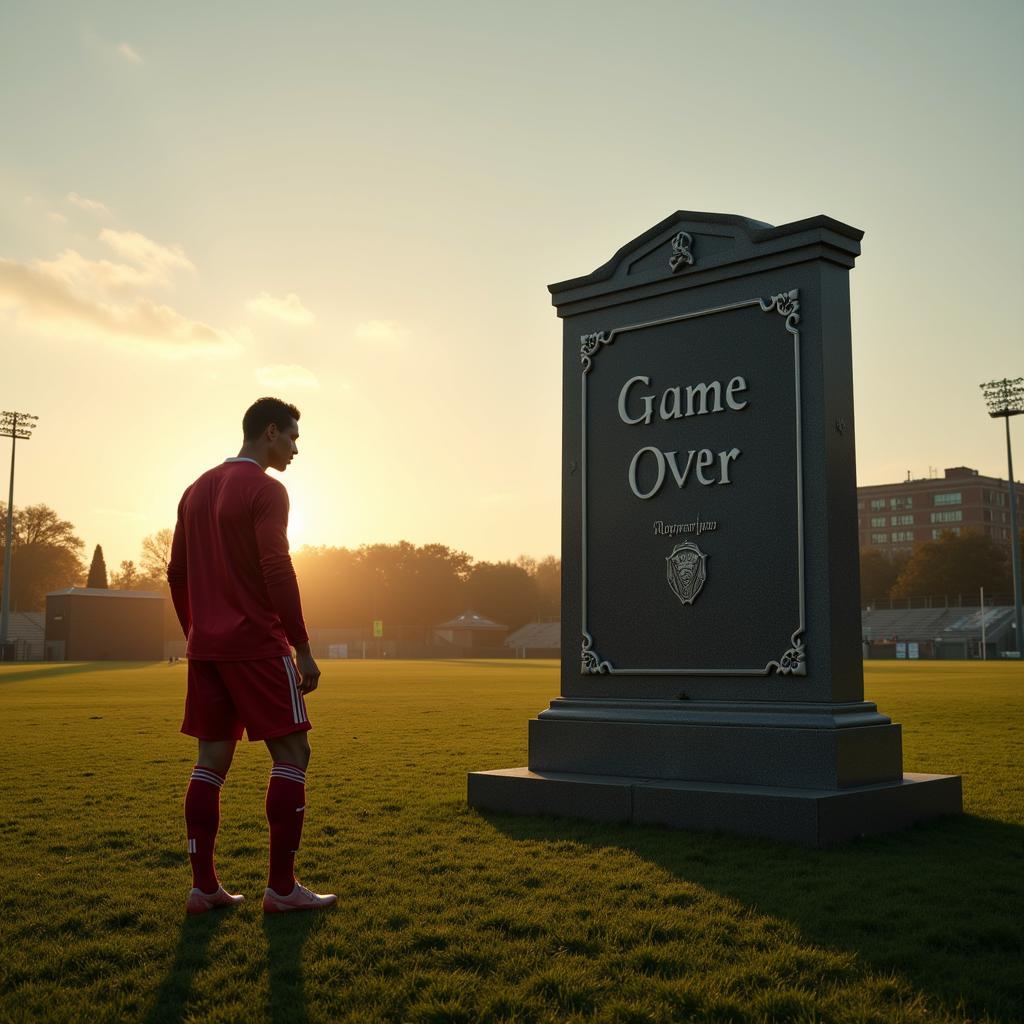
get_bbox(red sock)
[184,766,224,894]
[266,762,306,895]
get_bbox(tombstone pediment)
[549,211,863,315]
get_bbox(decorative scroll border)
[580,289,806,676]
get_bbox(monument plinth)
[468,211,961,846]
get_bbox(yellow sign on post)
[373,620,383,638]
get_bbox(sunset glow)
[2,2,1021,572]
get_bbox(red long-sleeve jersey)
[167,458,309,660]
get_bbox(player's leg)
[181,661,245,913]
[265,730,309,893]
[263,729,334,911]
[197,738,237,774]
[220,656,335,912]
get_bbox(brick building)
[857,466,1024,558]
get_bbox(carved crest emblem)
[666,541,707,606]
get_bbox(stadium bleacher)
[862,605,1017,658]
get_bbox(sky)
[1,0,1022,573]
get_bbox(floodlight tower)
[0,411,39,658]
[980,378,1024,656]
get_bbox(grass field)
[0,660,1021,1024]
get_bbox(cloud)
[36,248,159,292]
[255,364,321,390]
[1,225,239,357]
[0,258,243,357]
[47,211,68,225]
[99,229,194,283]
[35,227,195,293]
[117,42,142,63]
[67,192,110,216]
[354,319,409,344]
[247,291,315,325]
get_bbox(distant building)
[857,466,1024,558]
[505,621,560,658]
[434,611,508,651]
[45,588,165,661]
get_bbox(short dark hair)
[242,397,300,440]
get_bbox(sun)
[286,502,309,548]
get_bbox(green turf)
[0,660,1020,1023]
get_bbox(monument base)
[467,767,962,847]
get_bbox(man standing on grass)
[167,397,337,915]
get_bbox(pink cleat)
[186,885,245,915]
[262,881,338,914]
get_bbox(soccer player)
[167,397,337,915]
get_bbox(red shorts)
[181,656,312,742]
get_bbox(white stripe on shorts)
[282,656,308,725]
[282,657,301,724]
[291,658,308,723]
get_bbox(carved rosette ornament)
[769,633,806,676]
[581,631,612,674]
[580,331,612,374]
[669,230,694,272]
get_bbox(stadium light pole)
[980,378,1023,656]
[0,411,40,658]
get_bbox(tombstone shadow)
[141,909,236,1024]
[484,810,1024,1023]
[262,911,318,1024]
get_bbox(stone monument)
[468,211,962,846]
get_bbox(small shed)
[45,588,166,661]
[434,611,508,651]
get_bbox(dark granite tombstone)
[468,211,962,846]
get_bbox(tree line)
[3,502,1021,624]
[290,545,559,631]
[0,503,560,632]
[860,529,1023,607]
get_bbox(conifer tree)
[87,544,108,589]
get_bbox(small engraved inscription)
[653,515,717,537]
[666,541,707,606]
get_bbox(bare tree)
[140,528,174,585]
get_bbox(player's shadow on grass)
[141,910,237,1024]
[263,912,318,1024]
[0,662,147,685]
[485,810,1024,1023]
